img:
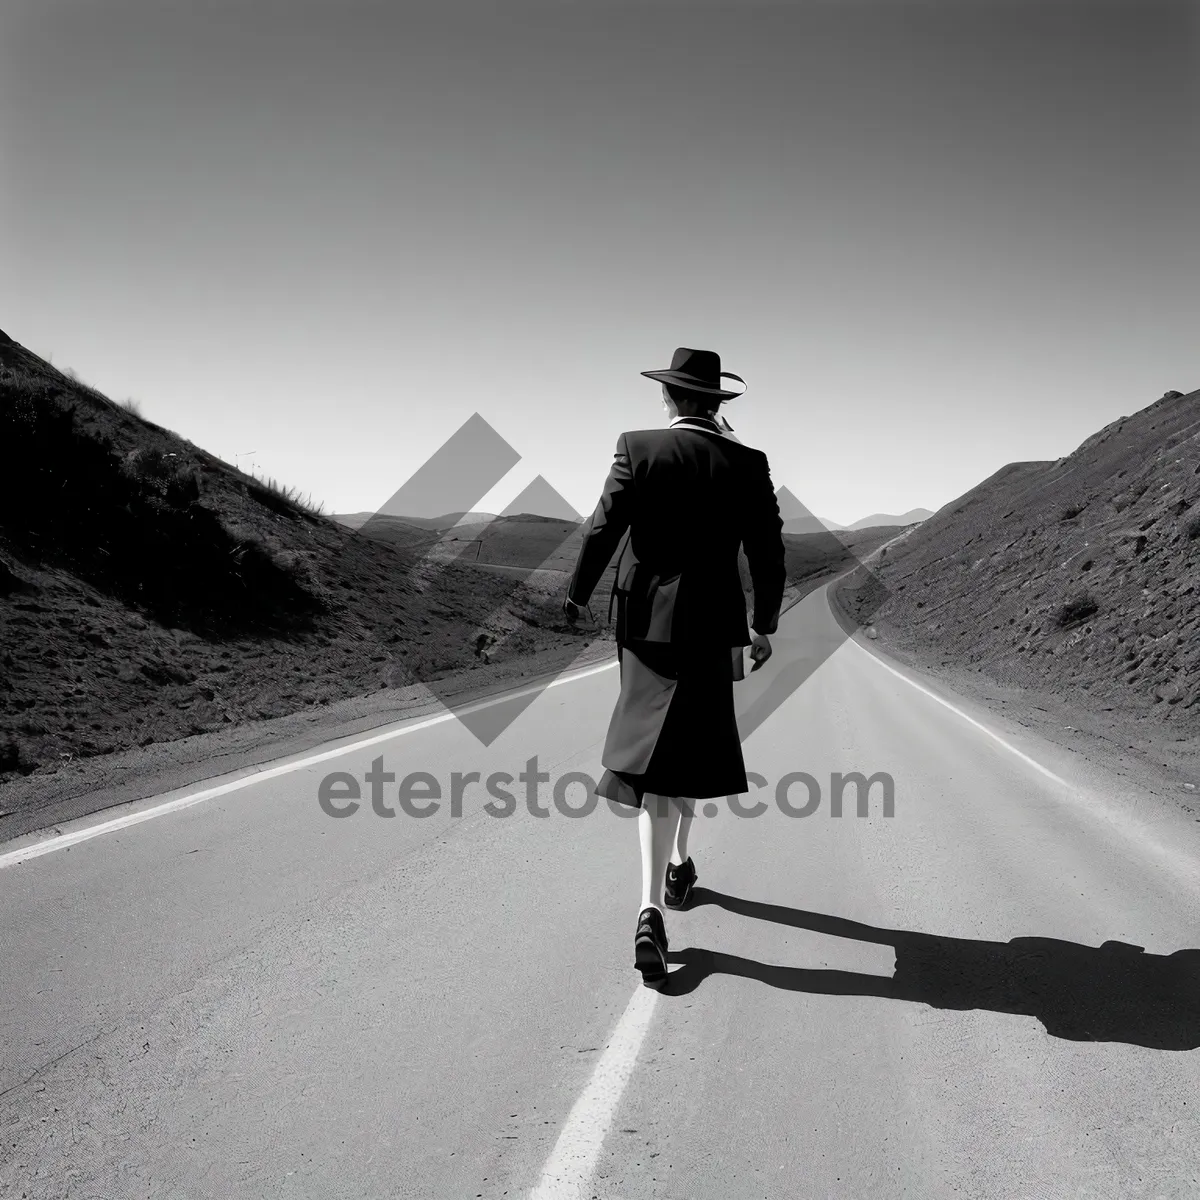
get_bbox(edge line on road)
[0,658,620,871]
[844,634,1071,788]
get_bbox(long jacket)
[567,415,786,647]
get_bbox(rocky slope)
[838,387,1200,741]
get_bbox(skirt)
[595,639,748,808]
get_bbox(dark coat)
[567,417,786,648]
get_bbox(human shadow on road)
[663,888,1200,1051]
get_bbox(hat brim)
[641,369,746,400]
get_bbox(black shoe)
[664,857,697,909]
[634,906,669,987]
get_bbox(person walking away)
[563,347,786,987]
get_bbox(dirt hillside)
[0,330,600,784]
[838,387,1200,746]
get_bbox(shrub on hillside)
[246,476,324,519]
[1054,592,1099,629]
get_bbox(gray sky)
[2,0,1197,524]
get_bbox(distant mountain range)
[834,507,936,531]
[337,496,933,537]
[344,473,582,536]
[774,486,932,535]
[334,511,500,532]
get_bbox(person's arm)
[741,450,786,635]
[565,433,635,611]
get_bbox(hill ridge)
[839,386,1200,740]
[0,331,601,783]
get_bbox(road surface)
[2,585,1198,1198]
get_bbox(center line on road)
[528,984,659,1200]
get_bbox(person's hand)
[748,632,772,671]
[562,597,581,626]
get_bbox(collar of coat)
[669,414,742,443]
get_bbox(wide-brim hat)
[641,346,746,400]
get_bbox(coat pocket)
[613,565,680,641]
[646,572,682,642]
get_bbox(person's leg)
[670,796,695,867]
[638,793,683,913]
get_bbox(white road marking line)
[528,984,660,1200]
[845,635,1071,787]
[845,627,1200,895]
[0,658,619,871]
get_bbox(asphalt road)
[2,585,1198,1199]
